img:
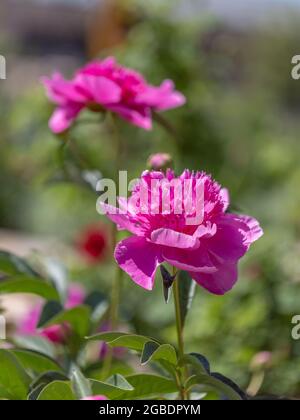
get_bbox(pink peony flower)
[81,395,108,400]
[18,284,85,343]
[147,153,173,170]
[102,169,263,295]
[42,57,185,133]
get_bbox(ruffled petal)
[75,75,122,105]
[49,104,82,133]
[98,202,143,235]
[234,215,264,246]
[151,228,200,249]
[136,80,186,111]
[204,216,249,263]
[190,262,238,295]
[108,105,152,130]
[42,73,87,105]
[114,237,161,290]
[220,188,230,212]
[162,246,217,273]
[193,222,217,239]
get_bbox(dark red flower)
[77,224,108,264]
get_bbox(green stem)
[101,114,123,378]
[173,276,185,361]
[173,268,188,400]
[101,262,123,379]
[110,230,123,329]
[153,112,181,144]
[109,114,123,330]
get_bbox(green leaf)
[71,366,92,399]
[141,342,177,366]
[13,335,56,359]
[87,332,159,352]
[37,381,76,400]
[0,251,39,277]
[0,276,60,301]
[185,374,245,401]
[10,349,62,376]
[85,361,134,380]
[28,384,48,401]
[107,374,134,391]
[210,372,247,400]
[43,305,91,338]
[116,374,177,400]
[29,371,69,400]
[91,375,134,400]
[87,331,127,342]
[181,353,210,375]
[183,354,246,400]
[37,301,64,328]
[0,350,31,400]
[178,271,196,328]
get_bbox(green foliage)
[71,366,92,399]
[0,350,31,400]
[0,277,60,300]
[37,381,76,401]
[41,306,91,339]
[10,349,63,376]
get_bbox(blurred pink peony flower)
[147,153,173,170]
[42,57,185,133]
[64,283,86,309]
[40,323,71,344]
[103,169,263,295]
[18,284,85,343]
[77,224,108,264]
[81,395,108,400]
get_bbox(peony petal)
[220,188,230,212]
[234,215,264,246]
[204,216,249,263]
[193,222,217,239]
[136,80,186,111]
[115,237,162,290]
[75,75,122,105]
[98,201,143,235]
[42,73,87,105]
[151,228,200,249]
[162,246,217,273]
[49,104,83,133]
[78,57,116,76]
[190,262,238,295]
[108,105,152,130]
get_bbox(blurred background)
[1,0,300,397]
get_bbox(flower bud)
[147,153,173,170]
[250,351,273,371]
